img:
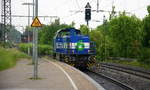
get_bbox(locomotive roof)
[54,28,81,39]
[56,28,80,33]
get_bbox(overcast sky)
[0,0,150,32]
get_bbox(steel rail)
[87,70,135,90]
[101,63,150,80]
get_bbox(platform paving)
[0,58,105,90]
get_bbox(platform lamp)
[22,2,34,55]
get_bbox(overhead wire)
[61,0,97,20]
[75,0,81,10]
[61,0,85,20]
[61,10,81,20]
[51,0,70,14]
[55,0,84,20]
[130,6,147,12]
[61,0,104,23]
[127,0,150,15]
[129,0,149,13]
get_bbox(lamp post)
[22,3,34,55]
[103,15,107,61]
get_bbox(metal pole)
[35,0,38,16]
[33,0,38,79]
[3,0,6,45]
[28,5,30,29]
[33,0,35,20]
[86,20,89,35]
[86,20,89,26]
[103,15,106,61]
[32,0,35,64]
[28,4,30,55]
[97,0,99,12]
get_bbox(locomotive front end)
[53,28,96,68]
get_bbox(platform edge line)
[45,59,78,90]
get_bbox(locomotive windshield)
[75,30,81,35]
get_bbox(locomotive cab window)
[72,30,81,36]
[75,30,81,35]
[61,32,70,37]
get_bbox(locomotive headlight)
[70,41,89,50]
[70,43,76,49]
[76,40,85,51]
[84,43,90,49]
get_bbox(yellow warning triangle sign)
[31,16,42,27]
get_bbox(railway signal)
[85,2,91,35]
[85,2,91,27]
[85,2,91,21]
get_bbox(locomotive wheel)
[87,56,96,67]
[56,54,62,61]
[61,54,65,62]
[64,56,69,63]
[59,54,64,61]
[68,61,75,66]
[64,57,75,66]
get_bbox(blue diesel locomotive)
[53,28,96,68]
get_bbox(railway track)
[84,70,134,90]
[100,63,150,80]
[47,56,150,89]
[88,62,150,90]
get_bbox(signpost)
[31,16,42,27]
[31,0,42,79]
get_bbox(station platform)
[0,58,105,90]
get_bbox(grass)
[0,47,30,71]
[99,59,150,70]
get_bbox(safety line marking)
[48,60,78,90]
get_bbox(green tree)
[142,5,150,47]
[79,25,89,35]
[8,26,21,43]
[94,20,111,60]
[38,19,72,45]
[108,13,143,58]
[147,5,150,14]
[70,21,75,27]
[90,23,111,60]
[0,23,3,41]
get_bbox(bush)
[138,48,150,65]
[0,48,30,71]
[38,44,53,55]
[18,43,53,56]
[0,42,13,48]
[18,43,32,53]
[101,59,150,70]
